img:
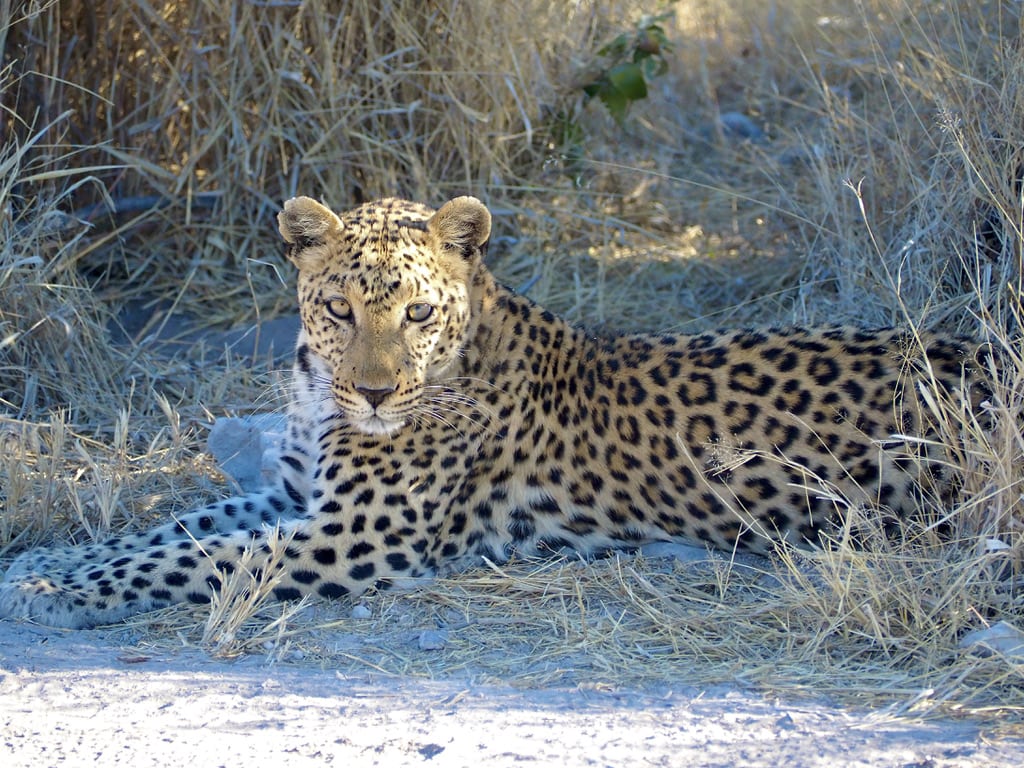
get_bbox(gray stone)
[417,629,449,651]
[959,620,1024,659]
[207,414,288,491]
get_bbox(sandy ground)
[2,619,1022,768]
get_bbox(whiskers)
[250,366,299,414]
[266,366,347,429]
[413,379,501,436]
[263,362,507,440]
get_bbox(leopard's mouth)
[351,413,408,436]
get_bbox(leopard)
[0,194,985,629]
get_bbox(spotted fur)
[0,196,983,628]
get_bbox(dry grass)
[2,0,1023,723]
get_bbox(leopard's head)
[278,196,491,435]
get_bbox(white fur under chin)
[353,415,408,436]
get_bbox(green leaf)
[597,33,629,59]
[607,63,647,101]
[597,86,630,123]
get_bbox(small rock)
[959,621,1024,659]
[775,713,797,730]
[207,414,288,491]
[417,629,449,651]
[717,111,765,141]
[418,743,445,759]
[699,112,765,145]
[351,604,372,620]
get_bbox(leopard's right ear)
[278,197,342,269]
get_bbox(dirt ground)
[2,619,1021,768]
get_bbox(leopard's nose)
[356,386,396,408]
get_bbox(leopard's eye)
[406,302,434,323]
[325,298,352,321]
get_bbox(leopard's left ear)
[427,196,491,261]
[278,196,343,270]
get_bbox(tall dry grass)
[4,0,605,311]
[1,0,1022,720]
